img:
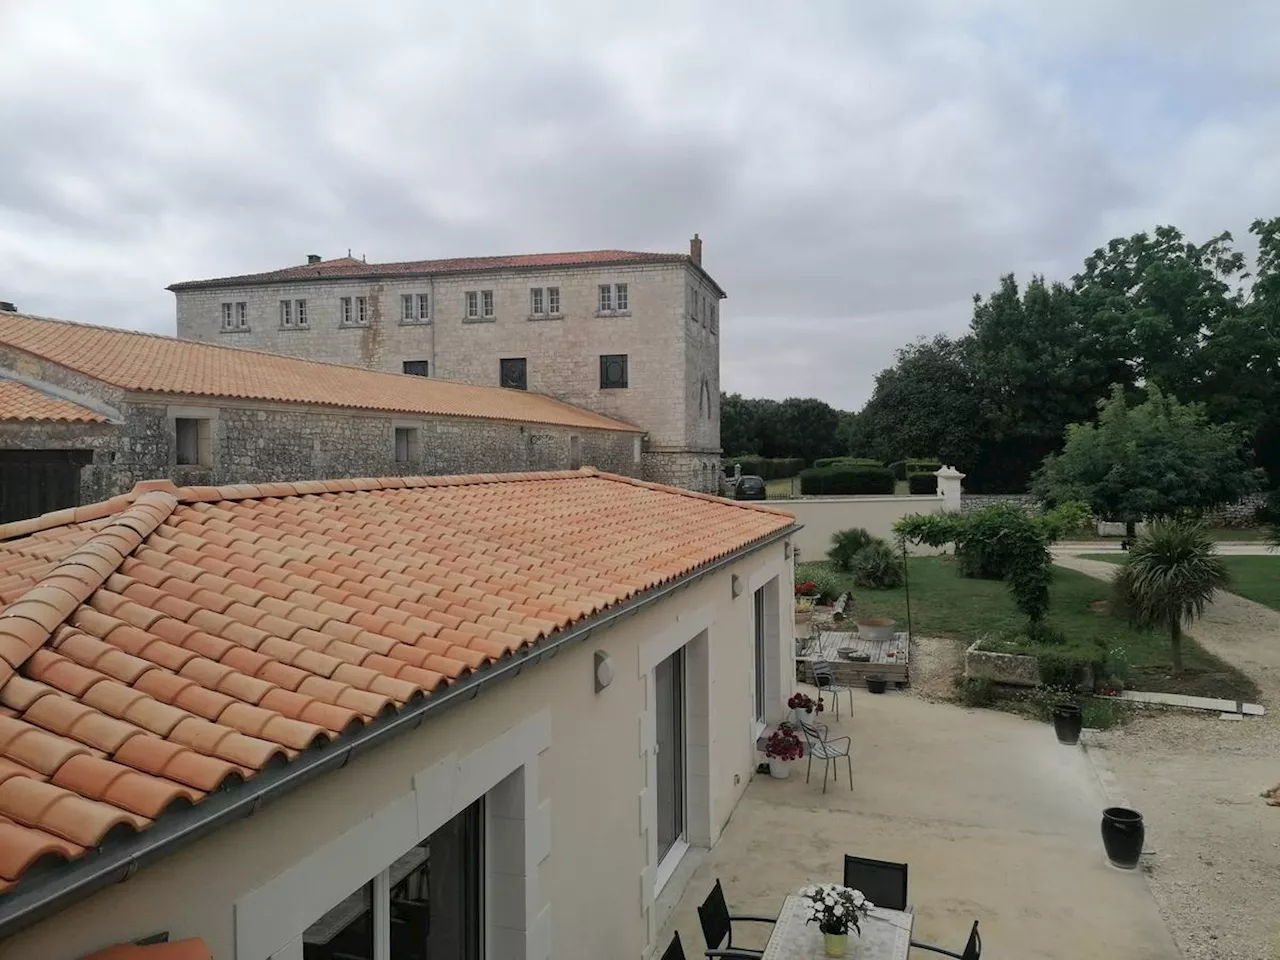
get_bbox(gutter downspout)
[0,523,798,942]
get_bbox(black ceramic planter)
[866,676,887,694]
[1052,703,1083,745]
[1101,807,1144,869]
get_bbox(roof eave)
[0,520,796,941]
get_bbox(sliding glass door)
[655,647,687,864]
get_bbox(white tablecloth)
[761,895,912,959]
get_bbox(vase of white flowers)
[799,883,871,958]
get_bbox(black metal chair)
[697,879,776,958]
[842,855,909,912]
[911,919,981,959]
[662,929,762,960]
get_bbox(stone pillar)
[935,465,965,513]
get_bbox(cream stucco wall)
[776,496,948,562]
[0,540,794,960]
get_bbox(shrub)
[889,458,942,481]
[955,676,996,707]
[795,563,842,604]
[849,541,905,589]
[799,465,895,495]
[1037,647,1105,692]
[814,456,883,469]
[894,512,963,547]
[724,456,806,481]
[907,473,938,495]
[829,527,877,571]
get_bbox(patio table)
[761,895,912,959]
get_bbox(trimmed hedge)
[799,465,896,495]
[908,473,938,495]
[724,456,806,480]
[889,458,943,481]
[813,456,883,469]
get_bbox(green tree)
[1032,385,1263,538]
[719,392,760,456]
[1113,521,1230,675]
[778,397,843,465]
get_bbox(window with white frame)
[615,282,629,312]
[300,799,484,959]
[340,297,352,326]
[402,294,414,322]
[598,284,613,313]
[481,290,494,318]
[465,291,479,319]
[547,285,560,315]
[280,300,293,328]
[598,283,629,315]
[221,303,233,331]
[296,299,308,327]
[530,287,544,317]
[416,292,429,321]
[236,302,248,329]
[356,296,367,325]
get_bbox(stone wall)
[959,493,1039,513]
[960,491,1267,527]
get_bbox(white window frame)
[598,284,613,313]
[296,299,308,327]
[402,294,414,322]
[356,296,368,325]
[279,300,292,328]
[236,302,248,329]
[547,286,560,316]
[481,289,494,318]
[465,291,479,319]
[530,287,544,317]
[417,292,430,321]
[221,302,233,330]
[340,297,352,326]
[615,282,629,312]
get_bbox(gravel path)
[1054,554,1280,959]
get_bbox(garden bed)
[964,638,1040,687]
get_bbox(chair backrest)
[842,855,909,912]
[661,931,686,960]
[811,660,835,687]
[795,715,822,744]
[962,920,981,960]
[697,879,732,949]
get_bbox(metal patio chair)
[795,715,853,793]
[842,855,909,912]
[810,659,853,720]
[662,929,761,960]
[911,919,981,959]
[697,879,776,958]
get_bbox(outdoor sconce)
[731,574,743,598]
[784,540,792,559]
[594,650,615,693]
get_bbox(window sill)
[338,322,369,329]
[600,384,629,390]
[462,316,496,323]
[595,310,632,318]
[527,314,563,321]
[399,319,432,326]
[278,325,310,332]
[221,328,252,334]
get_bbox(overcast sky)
[3,1,1278,410]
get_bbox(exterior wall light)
[594,650,615,693]
[731,574,743,598]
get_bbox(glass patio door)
[655,647,687,864]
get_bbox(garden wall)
[960,491,1268,528]
[773,495,949,561]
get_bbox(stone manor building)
[169,239,725,491]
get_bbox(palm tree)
[1113,520,1229,676]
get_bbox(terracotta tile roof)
[80,938,211,960]
[0,381,107,424]
[0,313,639,433]
[0,471,793,896]
[167,249,724,295]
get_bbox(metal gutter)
[0,523,796,941]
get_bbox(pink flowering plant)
[799,883,872,936]
[788,692,824,714]
[764,723,803,762]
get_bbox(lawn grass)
[1082,553,1280,614]
[797,555,1258,700]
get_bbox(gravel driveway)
[1055,553,1280,960]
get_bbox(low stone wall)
[964,638,1040,687]
[961,491,1267,528]
[1204,493,1267,528]
[959,493,1039,513]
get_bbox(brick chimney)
[307,254,322,264]
[689,234,702,266]
[0,302,16,313]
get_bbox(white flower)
[834,904,844,917]
[852,892,865,906]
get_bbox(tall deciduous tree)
[1032,385,1263,537]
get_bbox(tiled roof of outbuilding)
[0,470,793,897]
[0,381,107,424]
[0,312,639,433]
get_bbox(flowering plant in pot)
[764,723,803,779]
[788,691,824,727]
[795,582,819,616]
[799,883,872,957]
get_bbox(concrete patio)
[656,687,1180,959]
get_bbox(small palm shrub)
[1113,520,1229,675]
[849,540,905,589]
[829,528,878,572]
